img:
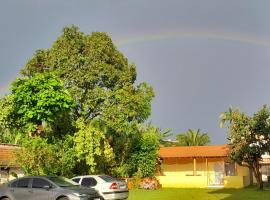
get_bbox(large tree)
[7,26,155,175]
[21,26,153,126]
[220,106,270,190]
[176,129,210,146]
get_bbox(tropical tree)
[0,26,155,176]
[176,129,210,146]
[128,125,160,177]
[220,105,270,190]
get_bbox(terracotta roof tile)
[159,145,229,158]
[0,144,20,166]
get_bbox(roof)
[159,145,229,158]
[0,144,20,167]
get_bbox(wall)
[157,157,220,188]
[157,157,250,188]
[0,167,24,184]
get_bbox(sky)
[1,0,270,144]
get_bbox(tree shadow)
[208,186,270,200]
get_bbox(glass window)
[225,162,236,176]
[32,178,51,189]
[72,178,80,183]
[17,178,30,188]
[81,178,97,187]
[10,180,19,187]
[48,177,79,187]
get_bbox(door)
[30,178,55,200]
[11,178,32,200]
[208,162,224,186]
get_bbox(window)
[225,162,236,176]
[17,178,30,188]
[81,178,97,187]
[10,180,19,187]
[47,177,78,187]
[72,178,80,183]
[32,178,51,189]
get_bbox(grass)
[128,187,270,200]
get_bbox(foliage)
[74,118,115,174]
[1,26,155,176]
[21,26,154,126]
[0,95,16,129]
[129,125,160,178]
[220,105,270,190]
[176,129,210,146]
[10,73,74,134]
[0,127,23,144]
[15,136,76,176]
[132,169,142,189]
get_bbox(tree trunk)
[253,160,263,190]
[248,166,253,186]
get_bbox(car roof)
[72,175,102,179]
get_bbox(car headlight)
[73,192,87,197]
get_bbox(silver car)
[0,176,101,200]
[72,175,128,200]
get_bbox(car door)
[11,178,32,200]
[30,178,55,200]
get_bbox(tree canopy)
[176,129,210,146]
[220,105,270,189]
[0,26,156,177]
[21,26,154,127]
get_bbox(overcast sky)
[1,0,270,144]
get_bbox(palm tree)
[176,129,210,146]
[219,106,234,128]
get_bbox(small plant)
[132,169,142,189]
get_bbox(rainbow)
[115,31,270,47]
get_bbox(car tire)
[57,197,69,200]
[2,198,10,200]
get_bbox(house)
[260,154,270,182]
[0,144,24,184]
[156,145,251,188]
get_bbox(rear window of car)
[81,177,97,187]
[98,175,117,182]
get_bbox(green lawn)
[128,187,270,200]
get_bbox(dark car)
[0,176,101,200]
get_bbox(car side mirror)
[43,185,51,190]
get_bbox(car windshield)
[48,177,79,187]
[99,175,117,182]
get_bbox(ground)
[128,187,270,200]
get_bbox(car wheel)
[2,198,10,200]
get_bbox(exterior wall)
[224,165,250,188]
[157,157,250,188]
[0,168,24,184]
